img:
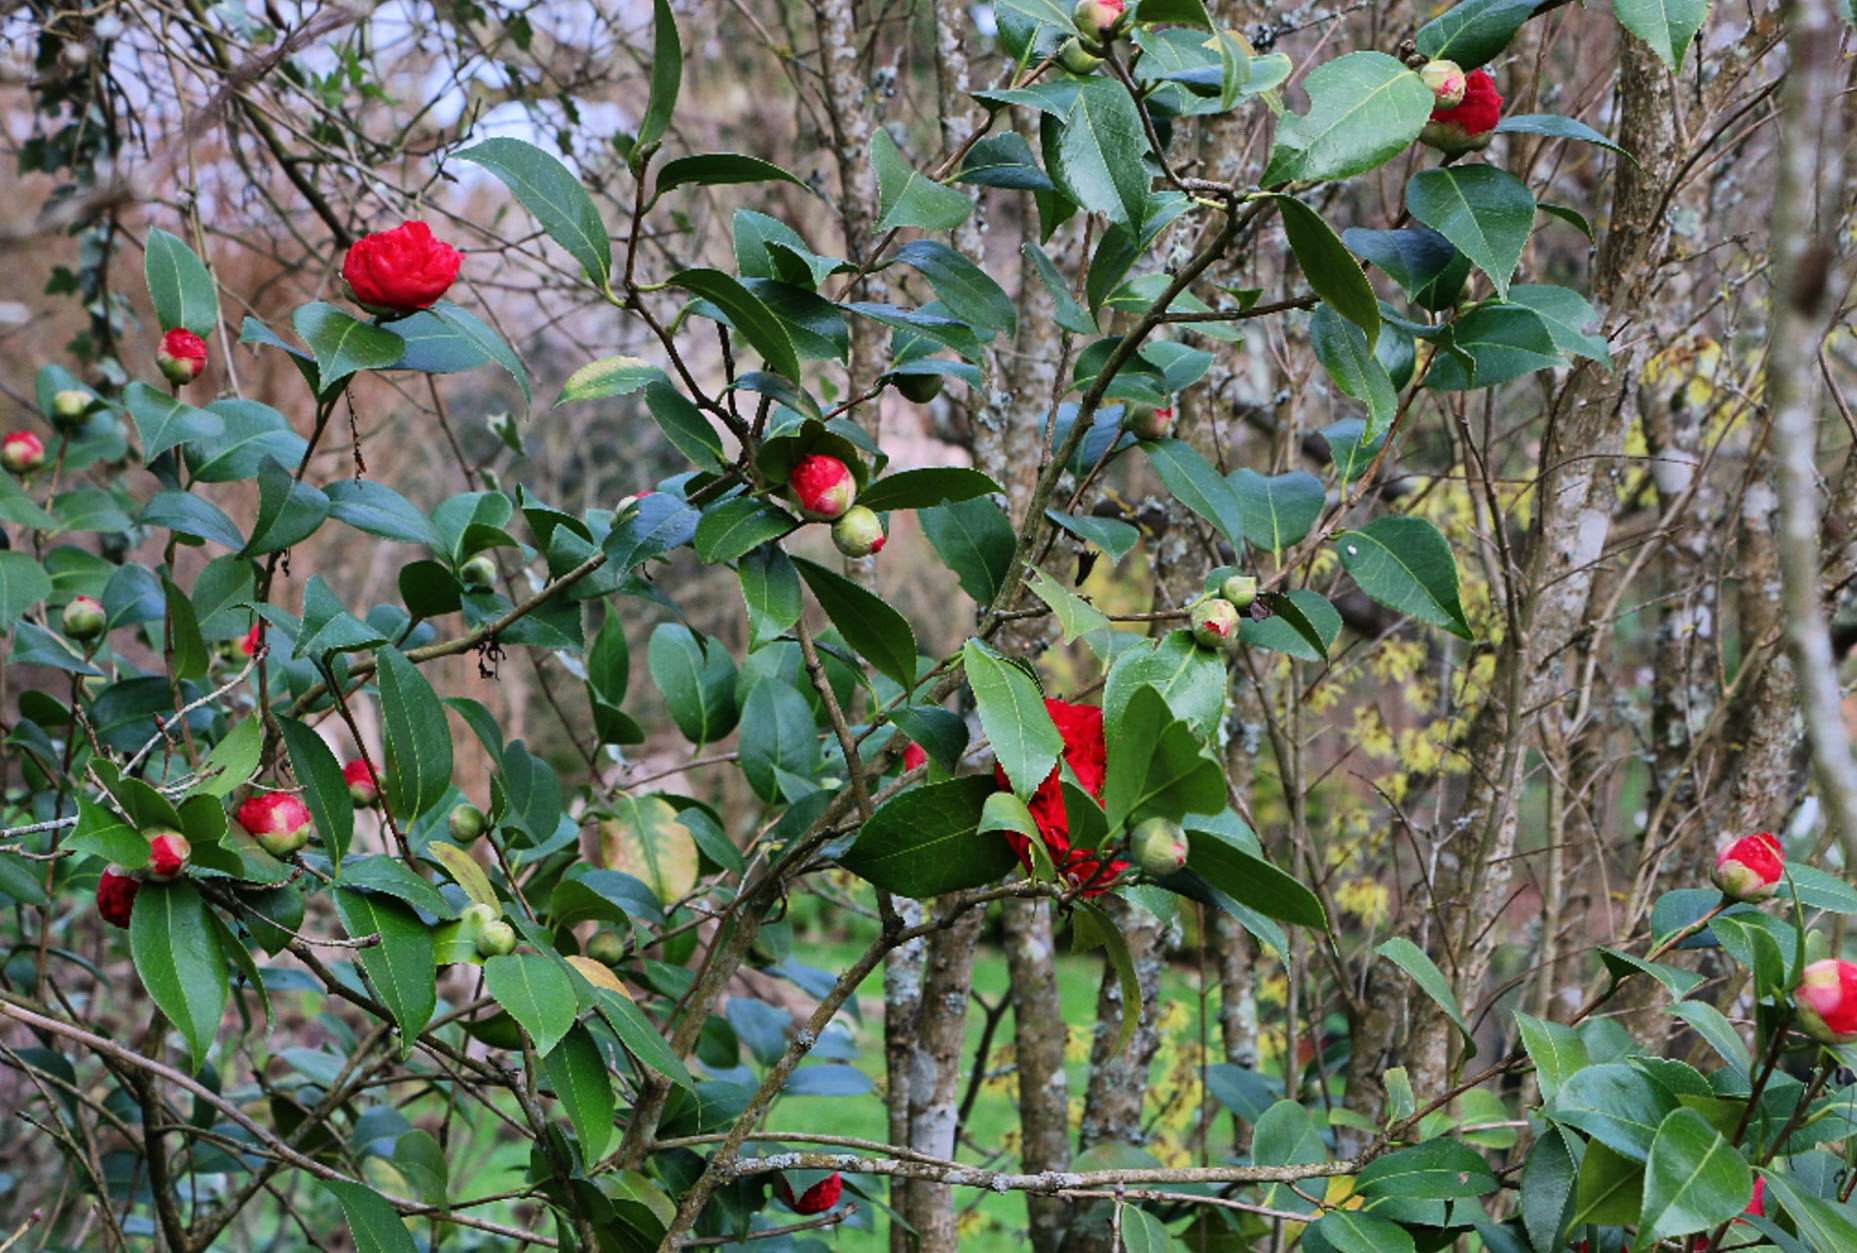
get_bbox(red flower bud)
[341,221,463,317]
[1191,598,1240,650]
[157,328,208,386]
[237,792,315,857]
[97,865,140,928]
[1420,69,1503,154]
[789,454,857,521]
[62,596,107,642]
[1712,832,1783,902]
[2,431,45,475]
[778,1171,844,1215]
[831,505,886,557]
[145,829,192,882]
[903,742,928,773]
[1795,958,1857,1045]
[344,759,381,808]
[239,623,263,657]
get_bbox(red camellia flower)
[97,866,140,928]
[1795,958,1857,1045]
[789,454,858,521]
[237,792,316,857]
[1420,69,1502,154]
[993,699,1126,894]
[1687,1176,1765,1251]
[902,742,928,773]
[341,221,463,316]
[157,328,208,385]
[1,431,45,475]
[344,758,382,807]
[1712,832,1783,902]
[239,623,263,657]
[778,1171,844,1215]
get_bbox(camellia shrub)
[0,0,1853,1251]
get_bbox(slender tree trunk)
[1003,897,1072,1253]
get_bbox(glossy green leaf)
[858,467,1004,513]
[1357,1138,1498,1198]
[1046,510,1140,564]
[920,496,1016,607]
[1021,242,1098,335]
[144,227,220,335]
[1046,77,1151,229]
[1415,0,1542,68]
[1337,516,1472,639]
[1315,1211,1416,1253]
[1553,1063,1679,1162]
[669,268,801,383]
[130,880,227,1074]
[320,1179,419,1253]
[739,545,802,650]
[185,398,307,482]
[892,240,1016,337]
[636,0,682,153]
[1311,304,1398,439]
[738,678,819,802]
[160,576,209,681]
[1635,1108,1750,1250]
[324,480,443,547]
[1520,1127,1581,1253]
[124,382,223,461]
[484,953,578,1056]
[1103,685,1225,829]
[243,456,331,557]
[1104,630,1226,740]
[456,137,613,289]
[1377,937,1475,1056]
[648,624,739,746]
[376,647,453,823]
[964,639,1061,798]
[1263,51,1434,184]
[1613,0,1707,71]
[694,498,798,564]
[138,491,245,551]
[1406,166,1536,300]
[1508,284,1611,364]
[543,1022,615,1160]
[872,128,972,231]
[291,303,406,391]
[656,152,810,195]
[335,888,435,1052]
[1189,831,1328,931]
[280,716,355,866]
[0,552,52,633]
[1274,195,1378,347]
[839,777,1019,899]
[1231,469,1325,553]
[1141,439,1245,550]
[1513,1010,1588,1104]
[644,381,726,470]
[1241,589,1341,662]
[1496,113,1637,163]
[1423,304,1563,391]
[1073,901,1143,1057]
[792,556,919,692]
[429,301,530,410]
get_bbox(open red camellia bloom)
[1420,69,1502,154]
[994,698,1126,894]
[342,221,463,316]
[1712,831,1783,902]
[1795,958,1857,1045]
[778,1171,843,1215]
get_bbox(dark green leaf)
[243,456,330,557]
[1378,937,1475,1055]
[1520,1127,1581,1253]
[1496,113,1637,163]
[1613,0,1707,71]
[138,491,245,551]
[871,129,972,231]
[1342,226,1470,311]
[793,557,919,692]
[644,381,726,470]
[281,716,355,867]
[292,303,406,390]
[130,881,226,1073]
[1311,305,1398,439]
[1415,0,1542,68]
[376,647,453,822]
[964,639,1061,798]
[185,398,307,482]
[485,952,579,1055]
[1314,1211,1416,1253]
[893,240,1017,337]
[144,227,219,335]
[858,468,1003,513]
[739,545,802,650]
[1423,304,1563,391]
[1021,242,1098,335]
[125,382,222,461]
[1406,166,1536,301]
[1274,195,1378,347]
[694,497,797,564]
[320,1179,419,1253]
[1189,830,1328,931]
[920,497,1016,607]
[1635,1108,1750,1250]
[1141,439,1245,549]
[324,479,442,547]
[336,888,436,1050]
[1263,51,1434,184]
[0,552,52,633]
[1102,685,1225,829]
[669,268,801,383]
[839,776,1019,898]
[1073,900,1143,1057]
[1241,589,1340,662]
[1104,629,1226,739]
[455,137,613,289]
[738,679,819,802]
[656,152,809,195]
[637,0,682,153]
[1045,77,1151,229]
[1552,1063,1679,1162]
[1358,1139,1498,1199]
[543,1022,615,1160]
[1046,510,1140,564]
[1231,469,1325,553]
[1337,516,1473,639]
[648,624,739,746]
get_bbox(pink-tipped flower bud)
[1794,958,1857,1046]
[1220,574,1258,612]
[1191,598,1240,651]
[831,505,886,558]
[62,596,106,642]
[903,742,928,773]
[448,802,486,843]
[1419,69,1503,155]
[157,328,208,386]
[1132,817,1189,878]
[97,865,140,928]
[1125,403,1174,441]
[239,623,263,657]
[789,454,857,521]
[50,389,93,426]
[1712,832,1784,902]
[344,759,381,808]
[1,431,46,475]
[145,829,192,882]
[237,792,315,857]
[475,919,518,959]
[1073,0,1125,39]
[1419,59,1467,109]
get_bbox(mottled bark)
[1060,896,1167,1253]
[1003,897,1072,1253]
[812,0,887,400]
[900,905,986,1253]
[883,898,926,1253]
